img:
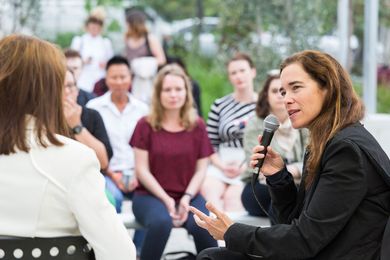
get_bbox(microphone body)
[250,114,280,221]
[253,129,274,176]
[253,114,280,178]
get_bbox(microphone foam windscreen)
[263,114,280,132]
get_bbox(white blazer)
[0,124,136,260]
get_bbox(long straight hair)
[125,11,148,39]
[0,34,69,155]
[280,50,364,187]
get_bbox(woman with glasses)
[63,68,112,171]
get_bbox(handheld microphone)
[250,114,280,222]
[253,114,280,179]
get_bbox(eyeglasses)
[64,83,77,90]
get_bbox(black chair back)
[0,236,95,259]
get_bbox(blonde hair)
[90,6,106,21]
[0,34,69,155]
[280,50,364,188]
[148,64,197,130]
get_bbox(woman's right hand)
[250,144,284,177]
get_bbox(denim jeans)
[132,193,218,260]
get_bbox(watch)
[71,124,84,135]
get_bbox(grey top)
[125,35,151,63]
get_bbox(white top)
[71,33,113,92]
[0,120,136,260]
[86,92,149,175]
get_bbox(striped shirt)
[207,94,256,149]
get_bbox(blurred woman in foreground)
[0,34,135,260]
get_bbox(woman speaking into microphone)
[190,50,390,260]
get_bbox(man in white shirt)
[87,56,148,211]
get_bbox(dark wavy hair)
[255,74,281,119]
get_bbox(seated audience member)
[86,55,149,211]
[130,64,217,260]
[64,68,117,207]
[242,73,307,218]
[87,55,148,257]
[64,49,96,106]
[63,68,113,173]
[0,34,135,260]
[201,53,257,212]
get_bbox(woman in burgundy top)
[130,64,217,259]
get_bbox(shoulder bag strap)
[145,34,153,57]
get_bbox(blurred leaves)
[84,0,122,12]
[5,0,41,33]
[138,0,220,21]
[216,0,338,83]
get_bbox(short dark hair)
[227,52,255,68]
[106,56,130,71]
[63,49,81,59]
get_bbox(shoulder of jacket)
[328,123,368,149]
[55,135,95,156]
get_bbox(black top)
[81,107,113,161]
[225,122,390,260]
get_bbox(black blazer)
[224,123,390,260]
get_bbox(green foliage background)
[51,0,390,117]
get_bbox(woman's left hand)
[189,202,233,240]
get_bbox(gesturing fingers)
[193,214,207,229]
[189,206,209,222]
[206,202,234,227]
[205,202,224,220]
